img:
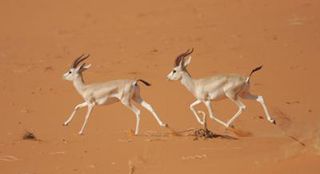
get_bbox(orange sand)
[0,0,319,173]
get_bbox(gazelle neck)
[180,71,196,95]
[73,75,86,95]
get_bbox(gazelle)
[63,54,167,135]
[167,49,276,128]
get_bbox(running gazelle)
[167,49,276,127]
[63,54,167,135]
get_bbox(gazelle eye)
[68,71,71,74]
[173,70,176,73]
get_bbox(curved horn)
[183,48,194,57]
[78,63,87,73]
[174,48,194,66]
[174,49,189,66]
[187,48,194,55]
[72,54,90,68]
[71,54,84,68]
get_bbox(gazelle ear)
[183,56,192,67]
[83,64,91,69]
[77,63,91,73]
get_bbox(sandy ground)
[1,0,320,173]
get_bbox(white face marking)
[167,55,192,81]
[167,66,183,80]
[63,68,77,81]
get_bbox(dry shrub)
[22,131,37,141]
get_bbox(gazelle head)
[63,54,91,81]
[167,48,193,80]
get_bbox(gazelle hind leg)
[132,86,166,127]
[225,93,246,127]
[121,99,141,135]
[133,96,167,127]
[241,92,276,124]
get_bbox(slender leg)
[203,100,228,127]
[190,99,205,125]
[133,96,167,127]
[122,100,141,135]
[64,102,88,126]
[241,93,276,124]
[78,103,95,135]
[226,98,246,127]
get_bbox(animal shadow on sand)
[140,123,238,141]
[121,127,238,142]
[167,114,240,140]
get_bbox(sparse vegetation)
[22,131,37,141]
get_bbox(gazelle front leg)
[203,100,228,127]
[190,99,205,125]
[78,102,95,135]
[64,102,88,126]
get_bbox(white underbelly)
[96,97,120,105]
[208,91,227,101]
